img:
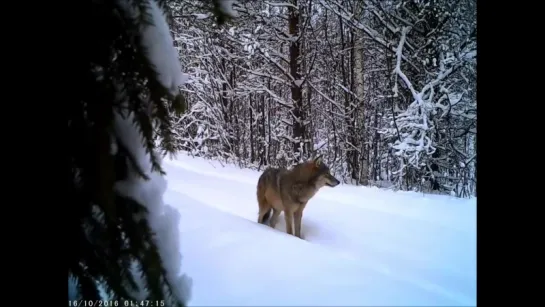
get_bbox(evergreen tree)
[69,0,236,305]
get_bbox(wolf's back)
[257,167,282,193]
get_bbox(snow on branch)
[108,0,192,302]
[385,21,473,188]
[307,81,346,114]
[113,110,192,303]
[264,1,298,9]
[318,0,421,73]
[217,0,238,19]
[117,0,187,95]
[381,26,437,182]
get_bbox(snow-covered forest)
[169,0,477,197]
[70,1,476,304]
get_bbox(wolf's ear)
[313,155,323,167]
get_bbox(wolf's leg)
[269,208,281,229]
[294,210,303,239]
[284,209,294,235]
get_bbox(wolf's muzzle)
[326,175,340,187]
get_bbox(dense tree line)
[170,0,476,197]
[70,0,475,304]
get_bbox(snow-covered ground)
[164,153,476,306]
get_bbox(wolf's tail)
[257,169,274,225]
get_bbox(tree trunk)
[288,0,305,161]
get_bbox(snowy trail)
[163,154,476,306]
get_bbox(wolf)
[256,156,340,239]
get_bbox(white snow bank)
[162,153,476,306]
[164,190,474,306]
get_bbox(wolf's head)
[309,155,340,188]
